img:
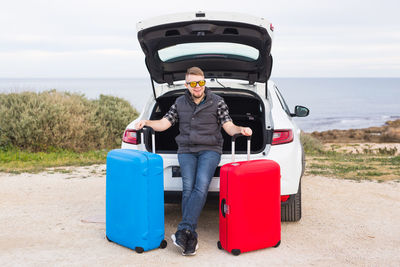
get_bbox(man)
[135,67,252,256]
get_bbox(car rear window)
[158,42,259,62]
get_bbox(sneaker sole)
[182,244,199,256]
[171,234,185,252]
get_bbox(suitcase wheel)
[217,241,222,250]
[231,249,241,256]
[135,247,144,253]
[159,240,168,249]
[273,240,281,248]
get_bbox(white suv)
[121,12,309,221]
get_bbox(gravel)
[1,165,399,266]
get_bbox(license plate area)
[171,166,221,178]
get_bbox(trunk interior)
[146,88,270,154]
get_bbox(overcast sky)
[0,0,399,78]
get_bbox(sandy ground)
[1,165,399,266]
[323,143,400,155]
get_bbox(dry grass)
[302,134,400,181]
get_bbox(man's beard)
[191,91,204,99]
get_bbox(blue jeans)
[177,150,221,236]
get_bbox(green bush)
[93,94,139,149]
[300,132,324,154]
[0,90,138,152]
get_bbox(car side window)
[274,86,291,116]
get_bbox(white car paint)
[122,79,302,196]
[121,11,305,198]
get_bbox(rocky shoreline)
[309,119,400,143]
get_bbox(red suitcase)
[218,134,281,255]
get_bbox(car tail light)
[122,129,140,145]
[281,195,290,202]
[272,129,293,145]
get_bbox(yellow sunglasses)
[186,80,206,88]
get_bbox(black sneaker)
[182,231,198,256]
[171,229,189,252]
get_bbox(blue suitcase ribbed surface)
[106,149,164,252]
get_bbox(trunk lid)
[137,11,273,86]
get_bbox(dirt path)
[0,165,399,266]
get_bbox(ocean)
[1,78,399,133]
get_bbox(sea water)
[1,77,399,133]
[275,78,400,132]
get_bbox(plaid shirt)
[163,99,232,126]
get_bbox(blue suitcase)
[106,128,167,253]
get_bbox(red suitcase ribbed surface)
[219,159,281,254]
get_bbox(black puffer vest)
[175,88,224,154]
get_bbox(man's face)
[185,74,205,100]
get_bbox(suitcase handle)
[231,134,251,162]
[137,126,156,153]
[221,198,226,218]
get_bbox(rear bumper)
[120,142,301,196]
[267,142,302,195]
[165,190,298,204]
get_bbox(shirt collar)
[185,87,209,105]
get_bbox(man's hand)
[135,120,147,130]
[134,118,172,132]
[241,127,252,136]
[222,121,252,136]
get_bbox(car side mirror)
[291,105,309,117]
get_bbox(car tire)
[281,144,304,222]
[281,181,302,222]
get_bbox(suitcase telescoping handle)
[137,126,156,153]
[231,133,251,162]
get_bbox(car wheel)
[281,181,302,222]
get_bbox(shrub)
[377,147,398,156]
[380,127,400,143]
[0,90,138,152]
[93,94,139,149]
[300,132,324,154]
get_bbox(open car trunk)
[145,88,271,154]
